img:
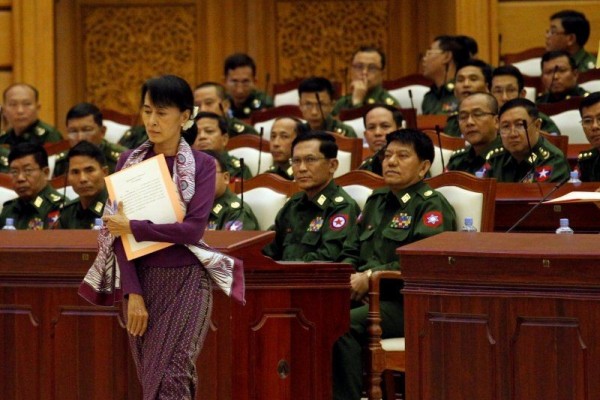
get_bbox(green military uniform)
[262,180,360,261]
[0,185,65,229]
[227,117,258,138]
[446,136,502,175]
[421,81,458,115]
[0,120,63,148]
[229,89,274,120]
[266,162,294,180]
[0,147,9,173]
[223,151,253,181]
[536,85,589,105]
[118,125,148,149]
[52,140,125,177]
[486,136,570,183]
[444,112,460,137]
[333,181,457,400]
[206,187,259,231]
[572,48,597,73]
[55,189,107,229]
[577,148,600,182]
[358,149,383,176]
[301,115,357,138]
[540,112,561,135]
[332,85,399,116]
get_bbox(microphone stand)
[257,127,264,174]
[544,65,559,103]
[315,92,327,129]
[435,125,446,172]
[408,89,415,111]
[239,158,245,209]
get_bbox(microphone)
[544,65,559,103]
[315,92,327,129]
[257,127,264,175]
[408,89,415,111]
[218,102,226,118]
[344,67,349,97]
[443,63,449,91]
[506,177,569,233]
[239,157,244,209]
[264,72,271,95]
[435,125,446,172]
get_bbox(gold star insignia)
[446,82,455,91]
[252,99,261,108]
[35,127,46,136]
[401,193,411,204]
[317,194,327,205]
[286,166,293,176]
[232,159,240,167]
[231,201,240,209]
[367,98,375,104]
[50,194,62,202]
[243,107,251,115]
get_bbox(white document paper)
[544,191,600,204]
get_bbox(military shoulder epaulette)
[107,149,121,161]
[47,192,65,204]
[578,150,596,161]
[35,126,46,136]
[485,146,504,160]
[55,151,68,161]
[451,147,467,156]
[536,146,551,160]
[416,187,437,199]
[0,154,8,166]
[385,97,395,106]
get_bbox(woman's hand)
[350,271,370,302]
[103,202,131,237]
[127,294,148,337]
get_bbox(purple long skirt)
[124,264,213,400]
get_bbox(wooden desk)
[400,232,600,400]
[0,230,352,400]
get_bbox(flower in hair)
[182,106,200,130]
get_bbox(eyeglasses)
[67,126,97,137]
[423,49,444,57]
[499,120,532,136]
[226,79,252,87]
[581,116,600,128]
[290,156,326,166]
[299,102,332,110]
[491,87,519,96]
[546,29,568,36]
[9,167,41,179]
[351,63,382,74]
[458,110,496,122]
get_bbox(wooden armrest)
[367,271,403,340]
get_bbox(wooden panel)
[0,11,13,67]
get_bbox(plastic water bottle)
[461,217,478,232]
[92,218,103,230]
[555,218,574,234]
[2,218,17,230]
[475,171,484,178]
[568,170,581,185]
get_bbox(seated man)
[332,129,457,400]
[332,46,399,116]
[577,92,600,182]
[421,35,470,115]
[536,51,589,104]
[487,98,570,182]
[224,53,273,119]
[203,150,259,231]
[447,93,502,175]
[262,131,360,261]
[193,82,257,137]
[55,141,108,229]
[299,77,356,137]
[358,104,404,175]
[0,143,64,229]
[191,111,252,181]
[53,102,126,177]
[267,116,305,180]
[444,59,493,137]
[0,83,63,148]
[545,10,597,72]
[491,65,560,134]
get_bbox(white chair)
[228,147,273,176]
[103,120,131,144]
[513,58,542,77]
[334,151,352,178]
[388,85,430,115]
[340,184,373,210]
[524,86,537,103]
[241,187,288,230]
[47,154,57,178]
[335,170,384,211]
[580,80,600,93]
[548,110,587,144]
[429,146,454,177]
[53,185,78,201]
[274,89,299,107]
[0,187,18,213]
[340,117,366,140]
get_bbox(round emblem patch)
[329,214,348,231]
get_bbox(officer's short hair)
[196,111,228,135]
[8,143,48,168]
[298,77,335,99]
[579,92,600,116]
[273,116,306,136]
[362,104,404,129]
[201,149,228,173]
[434,35,471,70]
[459,93,499,115]
[194,82,227,101]
[352,46,386,70]
[67,140,107,167]
[386,129,434,164]
[541,50,577,71]
[457,59,493,90]
[499,98,540,120]
[492,65,525,92]
[551,10,591,47]
[224,53,257,77]
[291,131,338,159]
[3,83,39,102]
[66,102,103,127]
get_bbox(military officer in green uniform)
[193,82,257,137]
[358,104,404,175]
[577,92,600,182]
[545,10,597,73]
[191,111,252,181]
[536,51,589,105]
[52,103,126,177]
[55,141,108,229]
[487,98,570,183]
[224,53,273,120]
[0,143,64,229]
[446,93,502,175]
[118,125,148,149]
[0,83,63,148]
[262,131,360,261]
[203,150,259,230]
[332,46,399,116]
[0,146,9,173]
[332,129,457,400]
[491,65,561,135]
[267,116,305,180]
[299,77,357,137]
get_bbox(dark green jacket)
[573,48,597,73]
[0,147,9,173]
[536,85,589,104]
[446,136,503,175]
[229,89,274,119]
[262,180,360,261]
[577,148,600,182]
[0,120,63,148]
[118,125,148,149]
[422,81,458,115]
[266,162,294,180]
[55,189,107,229]
[0,185,65,229]
[227,117,258,138]
[332,85,399,116]
[206,187,259,231]
[224,151,253,181]
[443,112,460,137]
[52,140,126,177]
[358,149,383,176]
[302,115,357,138]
